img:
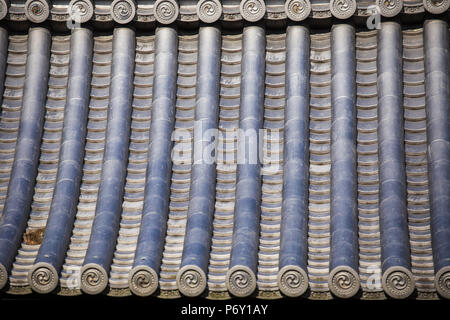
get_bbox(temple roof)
[0,0,449,301]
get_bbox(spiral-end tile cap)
[176,265,207,297]
[239,0,266,22]
[435,266,450,300]
[0,263,7,290]
[154,0,179,25]
[68,0,94,24]
[277,265,308,297]
[226,265,257,298]
[128,265,159,297]
[24,0,51,23]
[329,0,356,19]
[285,0,311,21]
[376,0,403,17]
[80,263,108,295]
[0,0,9,20]
[423,0,450,14]
[28,262,59,294]
[328,266,360,298]
[110,0,136,24]
[382,266,415,299]
[197,0,222,23]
